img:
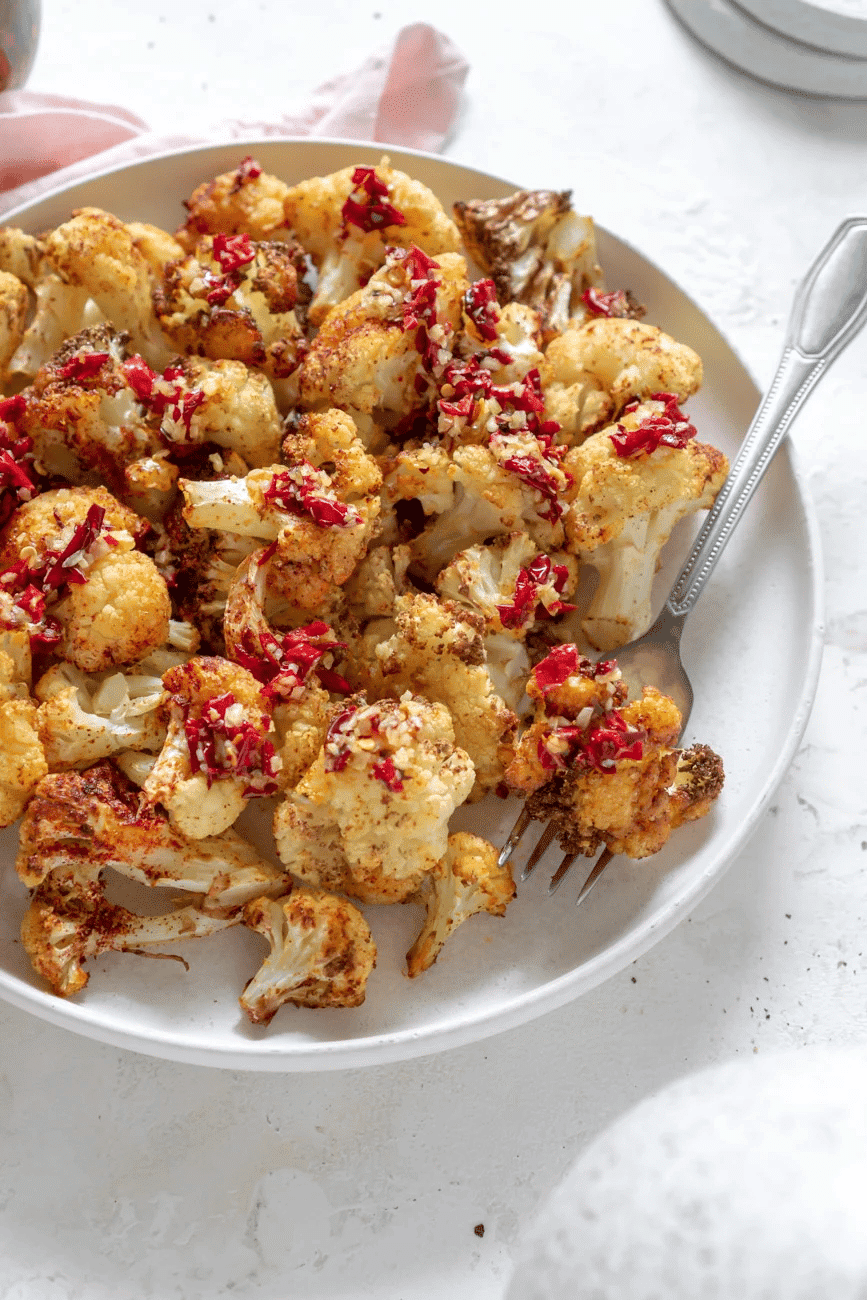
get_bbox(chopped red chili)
[341,166,407,234]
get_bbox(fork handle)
[665,215,867,617]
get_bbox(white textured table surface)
[3,2,867,1296]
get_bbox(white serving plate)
[666,0,867,97]
[0,140,823,1071]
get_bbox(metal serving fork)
[500,215,867,902]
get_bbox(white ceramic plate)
[666,0,867,97]
[0,140,823,1071]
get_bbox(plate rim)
[0,137,825,1070]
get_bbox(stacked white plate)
[666,0,867,97]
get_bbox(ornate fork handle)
[668,215,867,619]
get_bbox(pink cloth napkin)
[0,23,469,217]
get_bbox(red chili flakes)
[0,502,110,649]
[231,155,262,191]
[496,555,575,629]
[463,279,500,341]
[532,642,580,693]
[323,701,407,791]
[182,690,280,796]
[121,356,205,449]
[372,755,404,792]
[500,452,567,523]
[581,287,634,318]
[233,619,350,700]
[538,709,644,773]
[609,392,697,458]
[56,351,111,382]
[263,465,362,529]
[341,166,407,234]
[0,424,37,528]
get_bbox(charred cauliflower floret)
[17,760,285,911]
[177,155,293,250]
[153,232,308,383]
[369,592,519,800]
[0,485,171,671]
[273,691,475,905]
[504,643,724,860]
[562,395,729,650]
[453,189,603,339]
[19,324,162,492]
[142,655,280,839]
[239,883,376,1023]
[42,206,173,369]
[540,317,704,444]
[405,831,515,978]
[0,695,47,827]
[180,408,381,609]
[284,159,462,326]
[223,548,350,790]
[298,246,468,449]
[21,870,236,999]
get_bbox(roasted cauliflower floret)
[21,870,236,998]
[239,883,376,1023]
[33,655,174,769]
[153,232,308,382]
[223,548,350,790]
[180,408,382,609]
[17,760,285,911]
[142,655,279,839]
[284,159,462,325]
[0,485,171,671]
[176,155,293,249]
[19,324,162,492]
[0,695,47,827]
[273,692,475,904]
[405,832,515,978]
[0,269,28,385]
[370,593,519,799]
[453,189,603,339]
[42,206,173,368]
[434,534,577,712]
[504,643,724,860]
[298,246,468,448]
[562,395,729,650]
[540,317,704,443]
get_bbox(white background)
[3,2,867,1296]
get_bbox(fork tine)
[497,806,533,867]
[548,852,577,895]
[522,821,559,879]
[573,848,613,907]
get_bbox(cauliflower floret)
[434,534,578,712]
[562,396,729,650]
[0,485,171,671]
[21,871,237,998]
[405,832,515,977]
[239,884,376,1023]
[17,760,285,910]
[142,655,279,839]
[0,269,28,385]
[504,643,724,860]
[298,247,469,449]
[153,233,308,383]
[177,155,293,249]
[42,206,173,369]
[126,221,186,277]
[180,409,382,609]
[284,158,462,325]
[540,317,704,444]
[407,439,570,581]
[0,226,43,287]
[33,658,171,770]
[0,696,48,827]
[371,593,519,799]
[20,324,162,492]
[223,549,351,790]
[273,692,475,904]
[168,356,283,467]
[453,189,603,339]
